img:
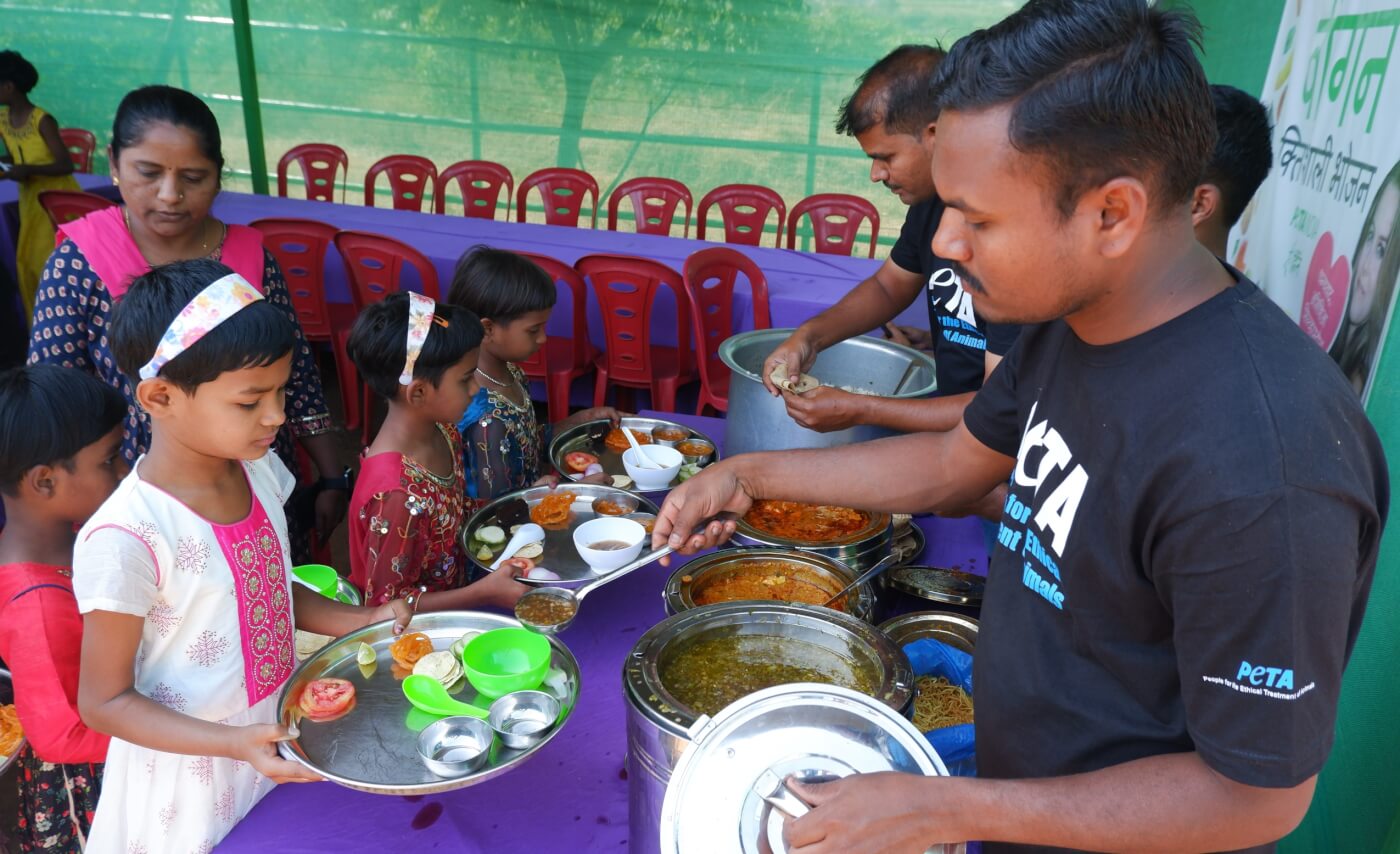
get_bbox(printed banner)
[1232,0,1400,401]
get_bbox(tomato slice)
[298,678,356,722]
[564,451,600,473]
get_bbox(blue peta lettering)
[1235,661,1295,691]
[1021,561,1065,609]
[1022,529,1060,581]
[941,329,987,349]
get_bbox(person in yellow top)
[0,50,78,318]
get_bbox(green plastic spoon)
[401,674,490,720]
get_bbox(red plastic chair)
[575,254,696,413]
[38,189,116,229]
[516,167,599,229]
[516,252,600,423]
[59,128,96,172]
[696,184,786,248]
[434,160,513,220]
[333,231,442,440]
[277,143,349,203]
[364,154,437,212]
[606,177,693,238]
[787,193,881,258]
[249,218,362,432]
[683,247,772,415]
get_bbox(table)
[217,411,988,852]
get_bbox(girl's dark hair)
[111,85,225,172]
[109,259,295,393]
[930,0,1215,221]
[836,45,946,138]
[0,51,38,94]
[346,293,484,400]
[0,364,127,495]
[447,246,557,324]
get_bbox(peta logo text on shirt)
[994,400,1088,611]
[1199,660,1317,701]
[928,268,986,350]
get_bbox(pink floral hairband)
[139,273,264,381]
[400,292,449,385]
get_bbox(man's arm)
[783,752,1314,853]
[763,259,925,394]
[780,347,1005,436]
[652,424,1013,555]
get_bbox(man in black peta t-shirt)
[653,3,1388,850]
[889,196,1020,396]
[763,46,1019,468]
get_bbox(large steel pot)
[663,548,877,623]
[720,329,938,456]
[624,603,912,854]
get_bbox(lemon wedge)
[356,642,376,666]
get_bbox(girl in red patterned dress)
[346,292,529,610]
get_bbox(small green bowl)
[461,628,551,699]
[292,563,339,598]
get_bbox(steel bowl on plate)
[488,690,561,750]
[878,611,979,655]
[417,716,493,777]
[664,548,876,623]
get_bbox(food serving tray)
[462,483,659,586]
[0,667,22,777]
[549,416,721,493]
[276,611,579,795]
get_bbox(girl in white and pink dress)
[72,260,412,853]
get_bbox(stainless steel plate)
[0,667,22,776]
[275,611,579,795]
[462,483,659,586]
[883,565,985,607]
[549,416,720,493]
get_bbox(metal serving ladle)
[514,541,675,635]
[820,551,902,608]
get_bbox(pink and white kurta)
[73,454,300,853]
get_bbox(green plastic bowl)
[461,628,551,699]
[292,563,339,598]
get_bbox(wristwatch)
[319,466,353,492]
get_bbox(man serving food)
[654,1,1388,851]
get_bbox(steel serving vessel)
[719,329,938,456]
[879,611,980,655]
[663,548,877,623]
[731,503,893,575]
[276,611,579,795]
[461,483,659,585]
[623,602,912,854]
[549,416,721,493]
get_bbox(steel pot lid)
[659,683,949,854]
[884,566,985,606]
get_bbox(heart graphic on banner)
[1298,233,1350,350]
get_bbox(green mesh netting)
[1,0,1014,249]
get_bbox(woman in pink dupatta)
[27,85,347,560]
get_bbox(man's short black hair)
[1204,84,1273,228]
[447,246,557,324]
[0,364,127,495]
[836,44,946,138]
[109,259,296,393]
[346,293,484,401]
[931,0,1216,220]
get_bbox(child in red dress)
[0,365,127,852]
[346,292,529,610]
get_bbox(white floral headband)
[400,292,448,385]
[139,273,264,381]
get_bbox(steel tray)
[549,416,720,493]
[276,611,579,795]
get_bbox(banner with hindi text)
[1231,0,1400,402]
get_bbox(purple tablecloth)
[216,411,987,852]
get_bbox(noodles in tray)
[911,675,973,730]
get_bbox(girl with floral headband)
[72,259,413,852]
[345,291,530,609]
